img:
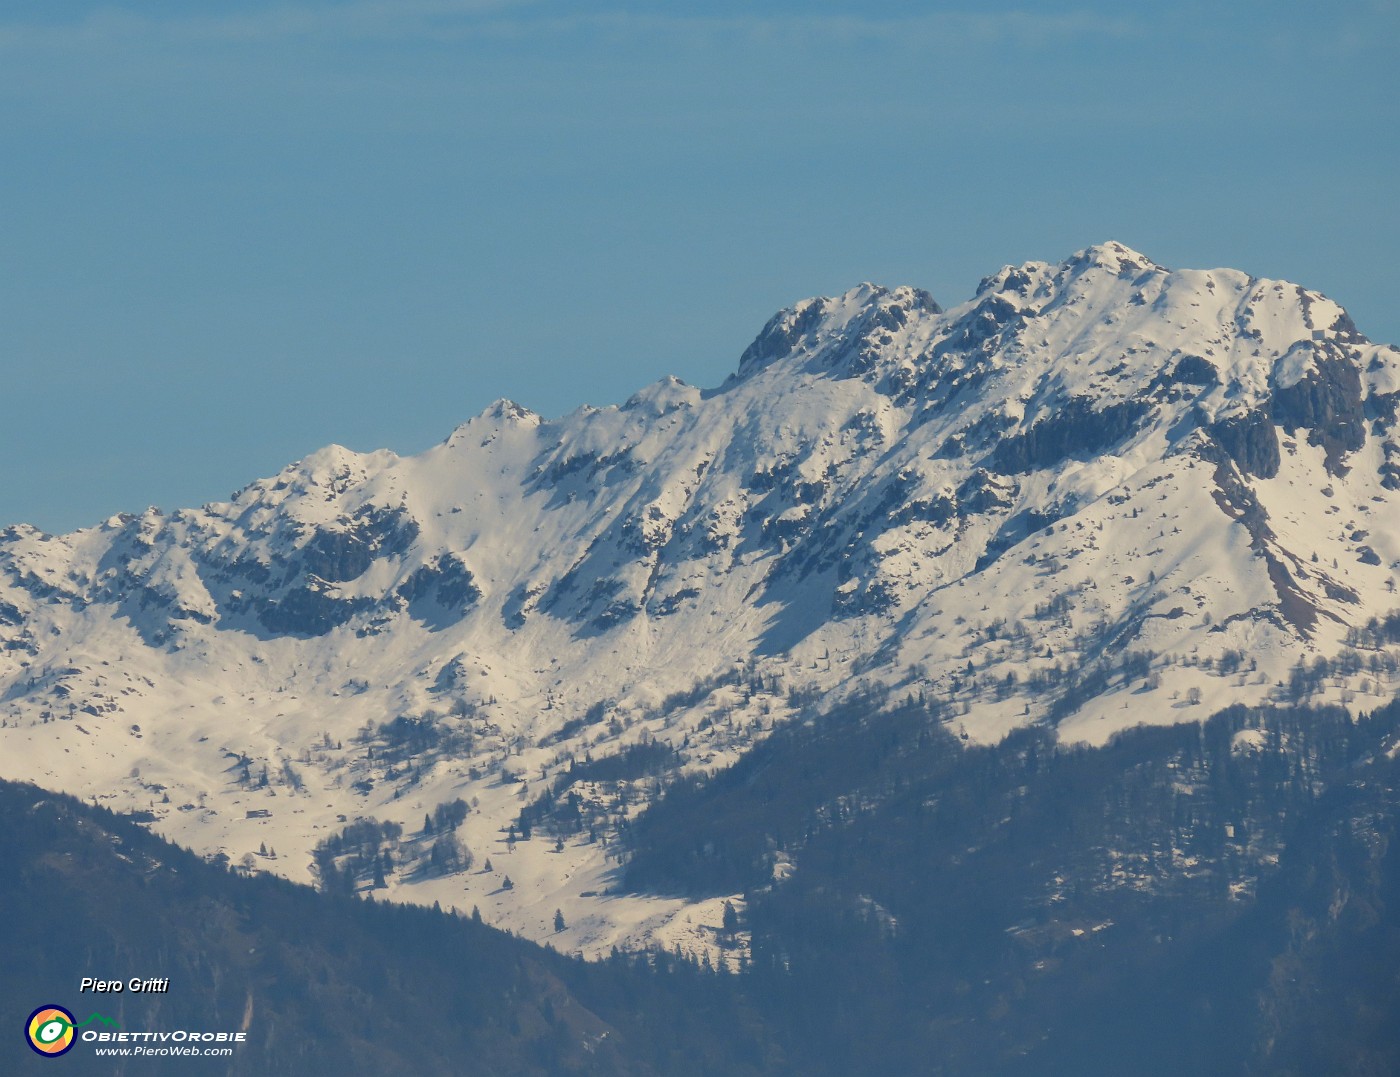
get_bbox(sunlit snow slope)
[2,242,1397,955]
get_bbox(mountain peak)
[442,398,541,447]
[733,282,941,381]
[1,242,1396,960]
[1068,239,1160,273]
[732,244,1172,386]
[483,398,538,425]
[622,375,699,416]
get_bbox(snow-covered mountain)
[2,241,1398,955]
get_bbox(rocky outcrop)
[990,397,1150,474]
[1208,410,1281,479]
[1271,347,1365,474]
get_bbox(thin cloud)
[0,6,1144,53]
[0,0,538,50]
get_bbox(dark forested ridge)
[5,695,1400,1075]
[0,781,778,1077]
[622,695,1400,1075]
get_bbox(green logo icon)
[25,1006,119,1058]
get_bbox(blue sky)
[3,1,1398,533]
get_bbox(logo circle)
[26,1005,77,1057]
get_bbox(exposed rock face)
[299,508,420,584]
[1209,410,1281,479]
[1169,354,1221,387]
[990,397,1151,474]
[398,554,482,630]
[1272,347,1366,473]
